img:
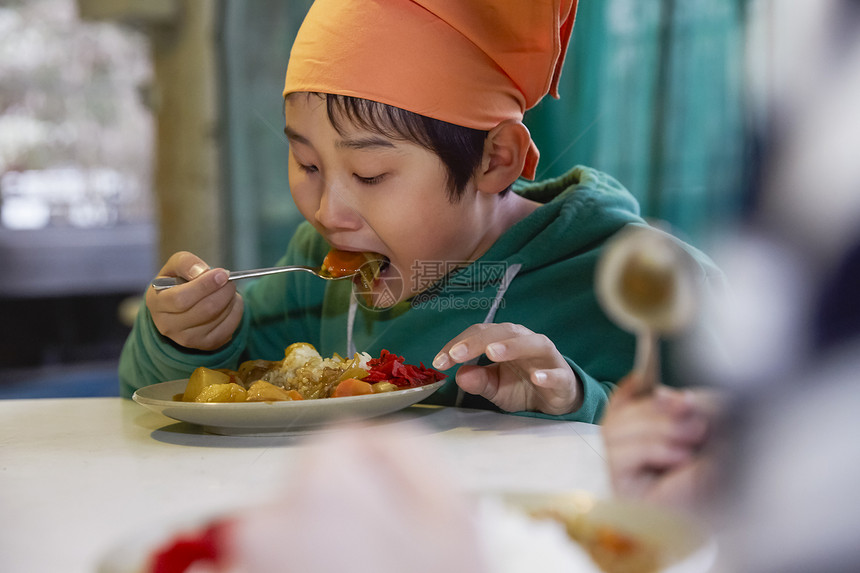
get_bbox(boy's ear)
[476,119,531,194]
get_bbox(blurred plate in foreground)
[497,491,717,573]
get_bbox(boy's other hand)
[145,251,244,351]
[433,323,581,415]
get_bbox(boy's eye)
[290,149,318,174]
[354,173,386,185]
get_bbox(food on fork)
[320,249,388,288]
[178,343,444,403]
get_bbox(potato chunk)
[183,367,231,402]
[193,382,248,403]
[371,381,399,394]
[246,380,293,402]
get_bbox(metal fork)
[150,265,356,290]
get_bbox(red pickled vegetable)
[150,521,228,573]
[363,349,446,388]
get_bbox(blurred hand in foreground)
[602,373,723,509]
[222,425,488,573]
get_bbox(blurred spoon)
[596,225,700,394]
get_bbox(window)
[0,0,156,383]
[0,0,154,231]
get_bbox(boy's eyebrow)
[283,125,396,151]
[283,125,310,145]
[335,135,396,151]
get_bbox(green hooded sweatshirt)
[119,166,718,423]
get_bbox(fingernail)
[189,263,208,279]
[487,343,505,361]
[533,370,547,385]
[449,343,468,361]
[213,269,229,286]
[432,353,451,370]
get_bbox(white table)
[0,397,609,573]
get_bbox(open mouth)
[353,255,405,308]
[376,256,391,275]
[320,249,389,286]
[354,254,390,289]
[320,249,403,306]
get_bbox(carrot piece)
[331,378,374,397]
[285,390,304,400]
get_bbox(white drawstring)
[346,291,358,358]
[455,263,522,407]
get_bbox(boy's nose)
[315,182,362,231]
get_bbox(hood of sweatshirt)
[443,165,643,292]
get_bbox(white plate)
[499,491,718,573]
[132,378,446,436]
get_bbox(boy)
[120,0,717,423]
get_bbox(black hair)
[319,93,490,202]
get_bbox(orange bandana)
[283,0,577,180]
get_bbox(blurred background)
[0,0,748,398]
